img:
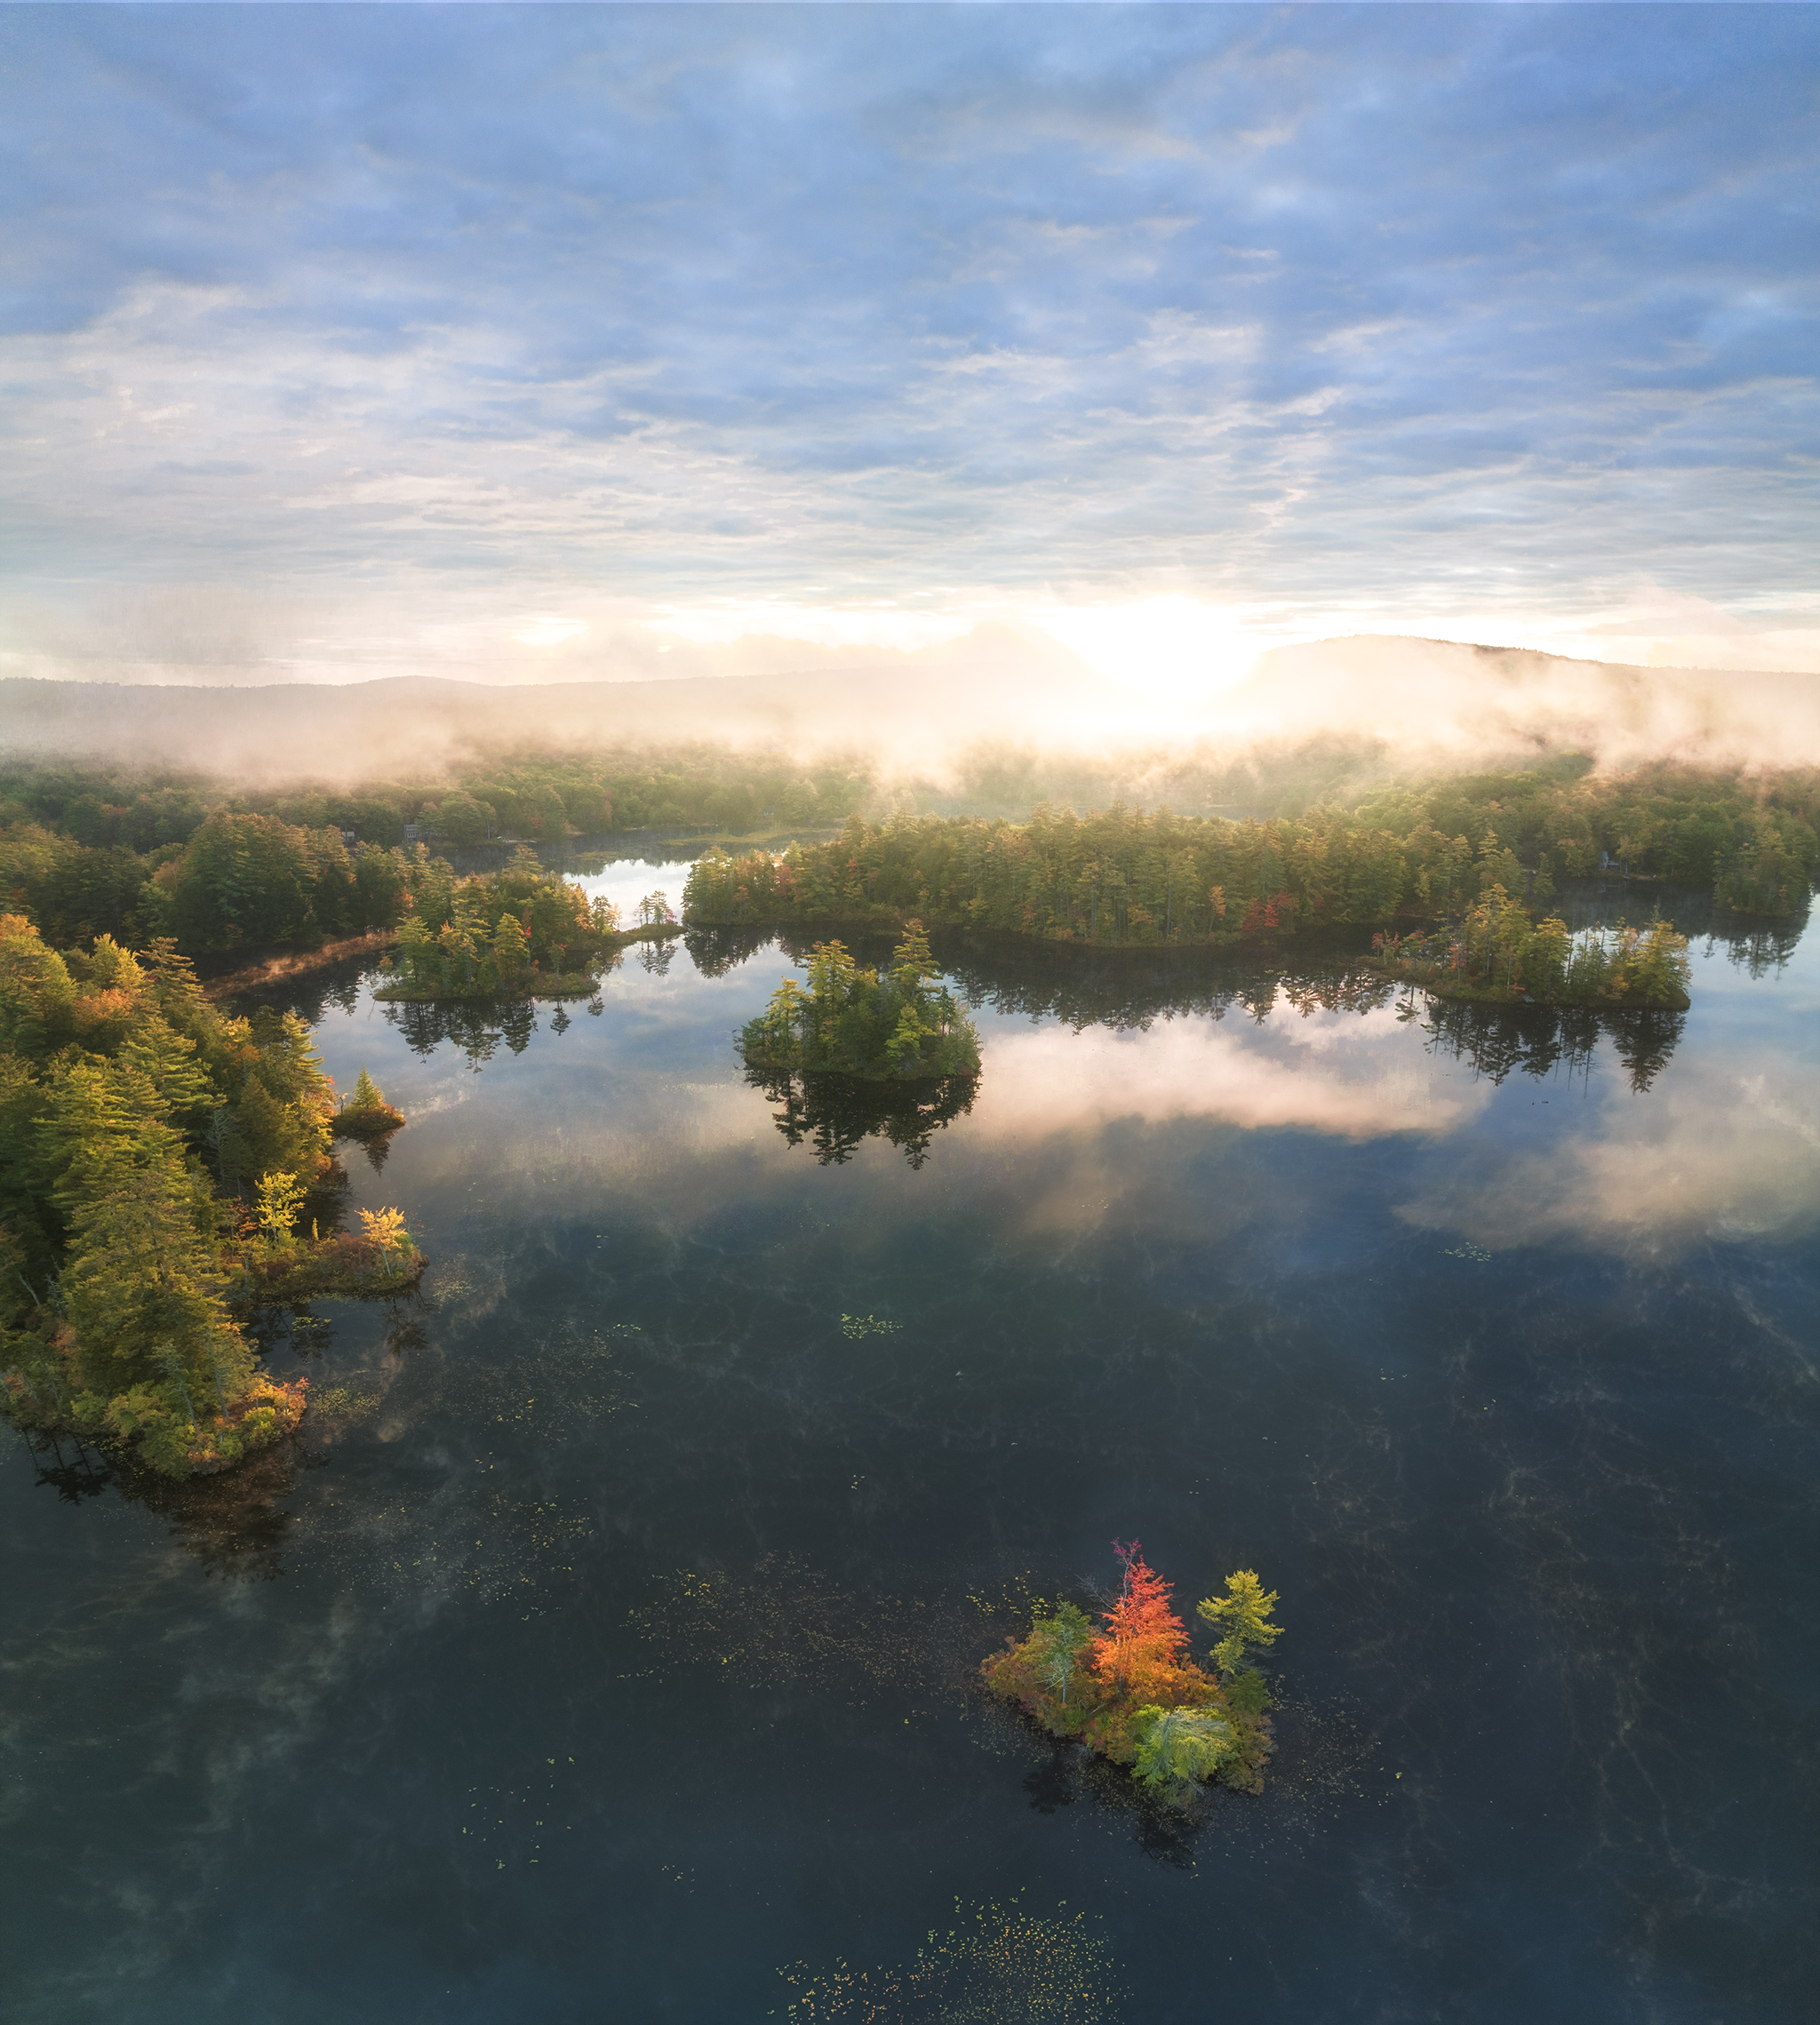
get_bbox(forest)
[2,748,1814,948]
[680,761,1814,950]
[682,812,1694,1012]
[0,913,420,1479]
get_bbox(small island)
[984,1543,1281,1804]
[1368,886,1692,1009]
[373,843,632,1002]
[738,921,981,1080]
[331,1065,408,1141]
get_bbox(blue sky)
[2,4,1816,690]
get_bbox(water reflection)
[380,989,606,1067]
[1420,999,1686,1094]
[12,885,1818,2023]
[746,1065,980,1168]
[20,1427,308,1581]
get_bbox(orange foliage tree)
[983,1540,1276,1795]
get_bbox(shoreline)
[205,921,681,1001]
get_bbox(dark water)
[5,889,1817,2023]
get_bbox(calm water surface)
[5,887,1817,2022]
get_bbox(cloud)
[1395,1052,1820,1259]
[0,6,1815,680]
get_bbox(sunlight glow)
[513,616,588,647]
[1026,598,1271,701]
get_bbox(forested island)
[373,844,627,1001]
[985,1545,1282,1804]
[739,922,980,1080]
[684,796,1713,1009]
[0,913,420,1479]
[1369,899,1690,1009]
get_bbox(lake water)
[5,881,1817,2022]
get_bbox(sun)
[1026,598,1268,704]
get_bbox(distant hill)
[0,627,1814,781]
[1217,635,1820,773]
[0,624,1120,779]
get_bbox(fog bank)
[1,631,1816,788]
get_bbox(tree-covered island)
[738,921,981,1080]
[736,923,981,1164]
[688,798,1704,1009]
[1369,886,1692,1010]
[374,844,633,1001]
[0,913,421,1479]
[985,1545,1282,1804]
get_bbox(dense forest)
[3,748,1815,940]
[0,914,419,1479]
[682,761,1816,950]
[0,750,1807,1014]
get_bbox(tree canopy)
[0,914,416,1479]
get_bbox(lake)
[4,879,1816,2022]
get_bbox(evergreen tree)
[1196,1569,1283,1675]
[1130,1705,1235,1796]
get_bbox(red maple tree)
[1090,1540,1192,1702]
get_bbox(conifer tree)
[1130,1705,1235,1795]
[1196,1569,1283,1675]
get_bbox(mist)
[3,626,1816,801]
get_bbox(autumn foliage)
[982,1542,1279,1799]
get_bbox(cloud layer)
[2,4,1816,681]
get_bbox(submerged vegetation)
[984,1544,1281,1804]
[0,914,420,1479]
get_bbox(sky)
[2,3,1816,698]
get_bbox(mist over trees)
[0,745,1810,986]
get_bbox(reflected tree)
[682,924,775,977]
[747,1065,980,1168]
[382,996,538,1068]
[22,1425,307,1580]
[1610,1009,1687,1094]
[1419,995,1683,1091]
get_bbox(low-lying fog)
[2,626,1817,792]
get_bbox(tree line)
[5,748,1816,896]
[2,754,1809,976]
[0,915,417,1479]
[682,776,1807,960]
